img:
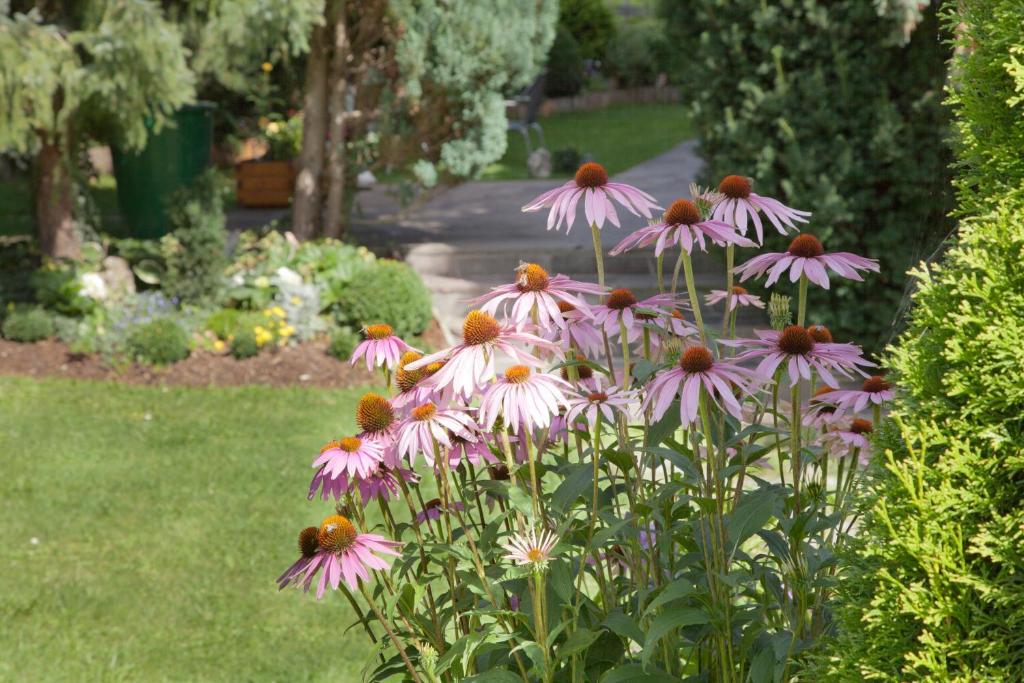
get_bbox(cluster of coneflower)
[277,164,891,682]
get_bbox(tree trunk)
[323,0,349,239]
[291,14,330,240]
[34,141,79,260]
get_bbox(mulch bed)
[0,319,447,389]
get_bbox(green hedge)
[330,259,432,340]
[661,0,953,350]
[819,1,1024,679]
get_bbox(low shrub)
[204,308,244,340]
[326,326,358,361]
[160,170,230,306]
[126,318,190,365]
[2,308,54,342]
[230,327,260,360]
[604,19,668,88]
[329,259,431,340]
[544,25,585,98]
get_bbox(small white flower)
[502,528,559,567]
[274,267,303,287]
[79,272,108,300]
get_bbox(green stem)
[791,381,802,512]
[722,244,734,336]
[618,318,631,386]
[360,583,425,683]
[591,223,606,301]
[656,252,665,293]
[797,274,808,327]
[681,250,706,343]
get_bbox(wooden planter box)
[235,159,295,208]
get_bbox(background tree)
[0,0,322,259]
[290,0,557,241]
[817,0,1024,678]
[661,0,953,351]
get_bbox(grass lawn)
[0,376,387,682]
[481,103,692,181]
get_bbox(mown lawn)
[482,102,692,181]
[0,376,384,682]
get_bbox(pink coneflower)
[354,393,401,465]
[415,497,466,524]
[564,381,635,427]
[610,198,755,257]
[407,311,558,399]
[705,286,765,313]
[311,436,384,481]
[734,234,880,290]
[803,385,845,429]
[349,323,416,371]
[448,431,499,467]
[522,162,661,233]
[307,462,417,505]
[711,175,810,244]
[396,402,477,468]
[590,288,681,337]
[630,307,697,348]
[644,345,760,424]
[818,375,894,412]
[277,515,402,598]
[819,418,874,460]
[470,263,603,331]
[479,365,571,434]
[722,326,875,387]
[548,301,605,357]
[502,527,559,567]
[392,352,446,411]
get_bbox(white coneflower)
[501,528,559,568]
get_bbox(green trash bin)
[112,102,214,239]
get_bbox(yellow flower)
[261,61,273,73]
[254,326,274,347]
[266,122,281,135]
[290,296,302,306]
[270,306,286,319]
[254,276,270,289]
[279,324,296,338]
[213,340,226,352]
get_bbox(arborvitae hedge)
[661,0,953,350]
[818,1,1024,679]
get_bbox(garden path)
[348,140,746,342]
[227,140,755,344]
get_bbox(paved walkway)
[348,141,727,340]
[227,141,751,342]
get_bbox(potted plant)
[235,113,302,208]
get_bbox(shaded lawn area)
[482,103,692,181]
[0,377,385,682]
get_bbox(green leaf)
[552,463,594,512]
[748,646,775,683]
[647,405,682,446]
[643,578,694,616]
[602,610,645,644]
[559,628,602,658]
[462,670,523,683]
[600,663,680,682]
[642,608,709,668]
[725,489,778,554]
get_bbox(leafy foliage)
[819,2,1024,679]
[556,0,616,62]
[159,170,229,306]
[2,307,54,342]
[544,25,585,97]
[661,0,953,350]
[329,259,432,340]
[326,326,359,361]
[229,327,260,360]
[389,0,557,179]
[126,318,190,365]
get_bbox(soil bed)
[0,320,446,389]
